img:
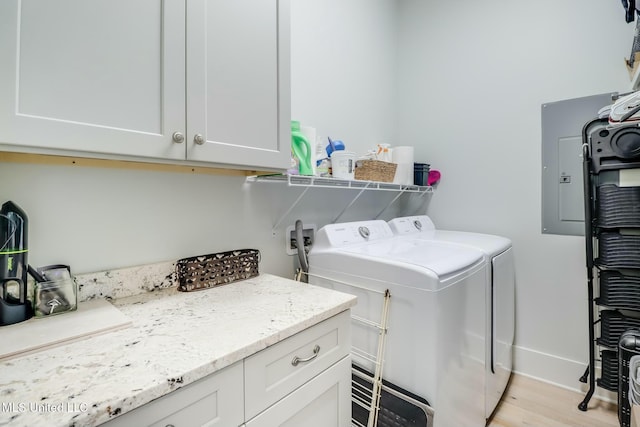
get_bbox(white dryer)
[388,215,515,420]
[308,220,488,427]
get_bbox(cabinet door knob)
[172,132,185,144]
[194,133,205,145]
[291,345,320,366]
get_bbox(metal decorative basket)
[176,249,260,292]
[354,160,397,183]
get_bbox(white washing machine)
[388,215,515,420]
[308,220,488,427]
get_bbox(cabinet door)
[101,361,244,427]
[186,0,291,170]
[245,356,351,427]
[0,0,186,160]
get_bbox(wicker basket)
[176,249,260,292]
[354,160,397,182]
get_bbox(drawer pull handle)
[291,345,320,366]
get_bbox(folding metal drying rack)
[301,272,434,427]
[579,117,640,426]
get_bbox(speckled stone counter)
[0,273,356,427]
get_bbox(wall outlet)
[285,224,316,255]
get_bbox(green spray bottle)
[290,121,313,175]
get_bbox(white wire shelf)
[247,173,433,194]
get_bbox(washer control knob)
[358,226,370,239]
[413,220,422,230]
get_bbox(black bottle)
[0,201,32,325]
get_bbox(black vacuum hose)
[295,219,309,282]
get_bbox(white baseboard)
[513,345,617,404]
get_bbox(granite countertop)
[0,273,356,427]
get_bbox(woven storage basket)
[354,160,397,182]
[176,249,260,292]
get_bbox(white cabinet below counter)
[101,310,351,427]
[0,0,290,171]
[245,357,351,427]
[101,361,244,427]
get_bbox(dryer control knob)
[413,220,422,230]
[358,226,370,239]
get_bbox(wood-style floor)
[487,374,618,427]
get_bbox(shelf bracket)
[331,181,372,223]
[408,187,434,215]
[373,188,407,219]
[272,186,311,233]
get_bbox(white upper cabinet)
[0,0,290,170]
[0,0,186,160]
[186,0,291,169]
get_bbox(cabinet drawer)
[244,310,351,420]
[101,361,243,427]
[245,355,352,427]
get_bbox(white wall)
[395,0,634,391]
[0,163,284,275]
[291,0,398,153]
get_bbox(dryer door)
[487,247,515,418]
